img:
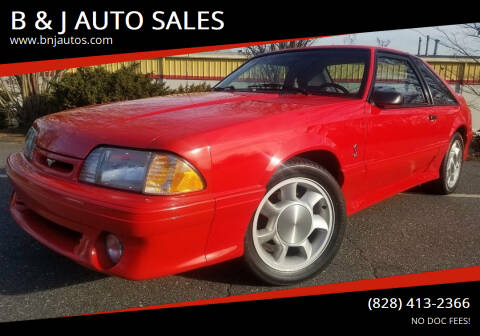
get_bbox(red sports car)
[7,46,473,284]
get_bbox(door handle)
[429,114,437,121]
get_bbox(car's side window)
[413,58,458,106]
[374,56,428,106]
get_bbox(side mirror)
[371,91,403,108]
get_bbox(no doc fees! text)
[412,317,471,325]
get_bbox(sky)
[219,24,478,56]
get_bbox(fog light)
[105,233,123,264]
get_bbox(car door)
[365,52,436,194]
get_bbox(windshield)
[214,49,370,97]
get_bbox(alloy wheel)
[446,139,462,190]
[252,178,335,272]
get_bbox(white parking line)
[401,192,480,199]
[0,174,7,178]
[443,193,480,199]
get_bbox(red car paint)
[6,46,473,280]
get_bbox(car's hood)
[35,92,356,159]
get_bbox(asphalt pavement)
[1,135,479,322]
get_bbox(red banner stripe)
[70,266,480,317]
[0,35,334,77]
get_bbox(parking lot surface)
[1,136,479,322]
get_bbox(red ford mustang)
[7,46,473,284]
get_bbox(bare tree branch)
[435,25,480,64]
[376,37,391,48]
[241,39,316,57]
[0,71,64,127]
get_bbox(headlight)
[79,147,205,195]
[24,127,38,160]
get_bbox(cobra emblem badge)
[46,158,56,167]
[353,144,358,158]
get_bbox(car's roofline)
[249,45,412,59]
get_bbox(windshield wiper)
[248,83,283,90]
[247,83,309,95]
[213,85,236,91]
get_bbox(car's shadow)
[180,258,262,286]
[403,185,426,194]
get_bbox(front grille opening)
[38,155,74,173]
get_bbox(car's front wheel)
[244,158,346,285]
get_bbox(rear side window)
[413,58,458,106]
[374,56,428,106]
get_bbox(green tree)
[53,64,171,110]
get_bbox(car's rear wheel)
[424,132,464,195]
[244,158,346,285]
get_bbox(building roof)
[169,52,247,59]
[421,55,480,63]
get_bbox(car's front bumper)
[6,152,215,280]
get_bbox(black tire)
[244,158,347,285]
[424,132,464,195]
